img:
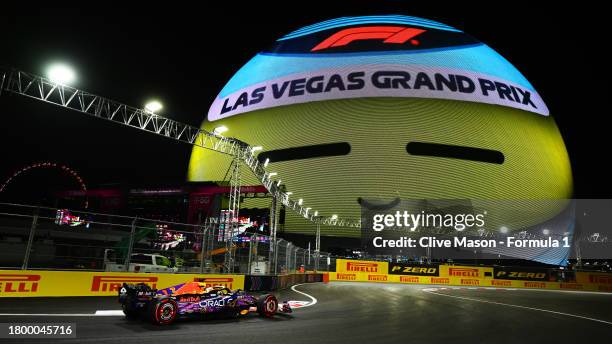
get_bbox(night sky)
[0,2,609,197]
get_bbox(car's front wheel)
[257,294,278,317]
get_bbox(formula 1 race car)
[118,281,292,325]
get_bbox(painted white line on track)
[290,283,318,308]
[493,288,612,295]
[95,310,124,316]
[422,286,612,295]
[287,300,310,308]
[0,310,124,317]
[0,313,105,317]
[423,289,612,326]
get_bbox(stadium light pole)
[314,216,321,271]
[214,126,228,135]
[46,63,76,85]
[266,172,277,188]
[144,100,163,114]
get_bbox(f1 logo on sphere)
[311,26,426,52]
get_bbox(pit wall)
[329,259,612,292]
[0,270,244,297]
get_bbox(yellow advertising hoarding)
[335,259,390,283]
[575,271,612,292]
[330,259,612,292]
[0,270,244,297]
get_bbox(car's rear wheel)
[149,298,178,325]
[257,294,278,317]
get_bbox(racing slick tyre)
[149,298,178,325]
[257,294,278,317]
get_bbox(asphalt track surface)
[1,282,611,343]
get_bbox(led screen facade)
[188,15,572,237]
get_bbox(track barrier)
[0,270,244,297]
[0,270,326,297]
[2,261,610,297]
[329,259,612,292]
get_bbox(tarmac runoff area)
[0,282,611,343]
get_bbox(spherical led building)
[188,15,572,237]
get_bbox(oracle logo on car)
[201,298,226,308]
[311,26,426,51]
[91,276,158,292]
[346,262,378,273]
[194,277,234,289]
[0,274,40,293]
[449,268,479,277]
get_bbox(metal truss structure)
[0,68,361,234]
[224,155,242,271]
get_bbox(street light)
[47,63,76,85]
[298,198,303,205]
[251,146,263,152]
[264,158,270,167]
[144,100,163,114]
[214,126,228,135]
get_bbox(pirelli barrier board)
[0,270,244,297]
[331,259,612,292]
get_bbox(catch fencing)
[0,203,335,275]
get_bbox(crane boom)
[0,68,361,229]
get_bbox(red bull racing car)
[118,281,292,325]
